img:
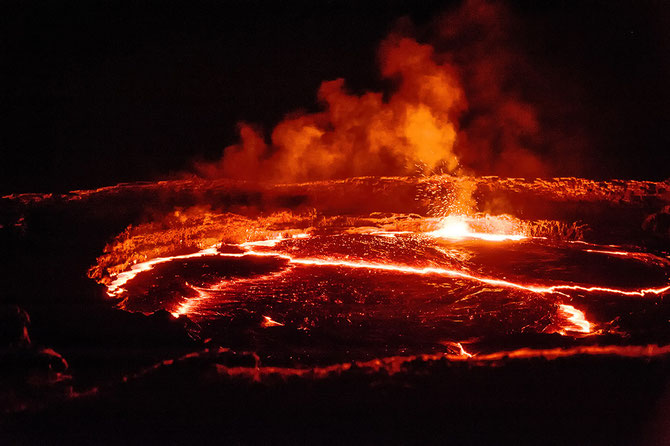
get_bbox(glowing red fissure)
[123,344,670,384]
[558,304,591,334]
[106,235,670,301]
[103,232,669,334]
[97,232,670,364]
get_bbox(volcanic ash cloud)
[198,0,573,183]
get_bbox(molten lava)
[429,215,526,241]
[557,304,591,335]
[92,209,670,370]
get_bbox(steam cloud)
[197,0,581,183]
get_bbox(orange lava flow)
[558,304,591,334]
[228,249,670,298]
[124,344,670,385]
[428,215,527,241]
[169,268,293,318]
[261,316,285,327]
[469,344,670,361]
[105,235,670,305]
[171,284,212,318]
[106,246,219,297]
[585,249,632,257]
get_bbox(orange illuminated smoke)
[197,37,465,183]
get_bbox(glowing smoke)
[197,0,577,183]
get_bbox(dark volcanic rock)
[0,306,71,413]
[0,305,31,347]
[643,205,670,239]
[2,352,669,445]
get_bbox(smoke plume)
[197,0,582,183]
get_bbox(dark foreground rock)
[0,303,201,413]
[0,305,71,413]
[1,352,668,445]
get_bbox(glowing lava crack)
[106,232,670,303]
[94,213,670,367]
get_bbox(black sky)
[2,0,669,193]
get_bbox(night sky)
[2,0,669,194]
